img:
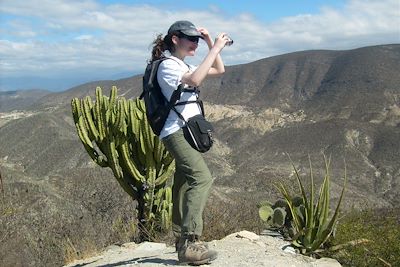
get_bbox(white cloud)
[0,0,99,20]
[74,35,93,41]
[0,0,399,81]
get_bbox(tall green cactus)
[71,86,174,240]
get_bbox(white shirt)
[157,55,202,139]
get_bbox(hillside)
[0,44,399,266]
[0,89,50,112]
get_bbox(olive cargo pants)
[162,129,213,237]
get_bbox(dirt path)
[64,231,341,267]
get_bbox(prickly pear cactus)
[259,197,305,238]
[272,207,287,226]
[71,86,174,240]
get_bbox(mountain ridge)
[0,44,399,267]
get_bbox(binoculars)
[225,36,234,46]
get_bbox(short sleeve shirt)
[157,55,202,139]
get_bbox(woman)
[150,20,230,265]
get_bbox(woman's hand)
[197,27,213,48]
[198,27,230,51]
[181,28,227,86]
[213,33,230,50]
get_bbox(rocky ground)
[64,231,341,267]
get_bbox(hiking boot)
[175,236,209,252]
[178,236,217,265]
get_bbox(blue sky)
[0,0,399,91]
[96,0,348,22]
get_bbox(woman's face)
[173,34,199,57]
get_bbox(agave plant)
[275,155,347,255]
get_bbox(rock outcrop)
[64,231,341,267]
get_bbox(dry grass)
[323,207,400,267]
[62,215,139,265]
[0,168,4,202]
[202,194,262,241]
[63,235,100,265]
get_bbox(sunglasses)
[179,33,199,44]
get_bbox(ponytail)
[151,34,165,62]
[150,32,177,62]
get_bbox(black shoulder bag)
[172,86,214,153]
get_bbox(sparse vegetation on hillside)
[202,195,262,241]
[323,208,400,267]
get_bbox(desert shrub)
[202,194,262,241]
[324,207,400,267]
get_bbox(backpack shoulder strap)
[140,57,168,99]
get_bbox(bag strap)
[143,57,203,122]
[140,57,168,99]
[168,85,190,123]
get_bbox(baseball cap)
[168,20,204,39]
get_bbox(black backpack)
[140,57,199,136]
